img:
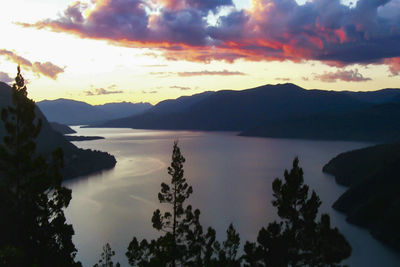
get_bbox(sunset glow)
[1,0,399,104]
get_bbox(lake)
[64,127,400,266]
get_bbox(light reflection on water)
[64,127,400,267]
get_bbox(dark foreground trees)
[126,141,241,266]
[125,143,351,266]
[243,157,351,267]
[93,243,120,267]
[0,67,80,266]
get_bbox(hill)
[37,98,152,125]
[50,122,76,134]
[97,83,369,130]
[240,103,400,142]
[0,82,116,179]
[323,143,400,251]
[96,101,152,119]
[94,83,400,142]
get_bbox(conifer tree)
[243,157,351,267]
[93,243,120,267]
[126,141,241,266]
[0,67,80,266]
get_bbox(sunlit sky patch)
[0,0,399,105]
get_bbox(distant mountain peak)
[37,98,153,125]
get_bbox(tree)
[215,223,241,267]
[0,67,80,266]
[244,157,351,267]
[126,141,241,266]
[93,243,120,267]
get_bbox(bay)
[64,127,400,266]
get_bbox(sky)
[0,0,399,105]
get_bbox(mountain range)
[89,83,400,142]
[0,82,116,179]
[37,99,152,125]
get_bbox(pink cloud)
[0,49,32,66]
[313,69,371,83]
[32,62,64,80]
[0,49,64,79]
[384,57,400,76]
[18,0,400,71]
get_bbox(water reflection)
[64,127,400,267]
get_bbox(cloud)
[384,57,400,76]
[170,85,191,90]
[150,71,173,75]
[85,87,123,96]
[149,70,245,77]
[275,77,291,81]
[0,49,32,66]
[32,62,64,80]
[18,0,400,70]
[177,70,246,76]
[0,72,13,84]
[0,49,64,79]
[142,90,158,94]
[141,64,168,67]
[313,69,372,82]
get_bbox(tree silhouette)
[126,141,241,266]
[93,243,120,267]
[243,157,351,267]
[0,67,80,266]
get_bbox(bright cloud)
[18,0,400,73]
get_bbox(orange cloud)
[18,0,400,72]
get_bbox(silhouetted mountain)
[97,83,371,131]
[241,103,400,142]
[343,88,400,104]
[37,98,152,125]
[149,91,215,115]
[323,143,400,251]
[50,122,76,134]
[96,101,152,119]
[0,82,116,179]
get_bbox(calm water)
[64,127,400,267]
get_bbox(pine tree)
[152,140,193,265]
[243,157,351,267]
[0,67,80,266]
[126,141,241,266]
[215,223,241,266]
[93,243,120,267]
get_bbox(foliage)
[126,141,241,266]
[93,243,120,267]
[243,157,351,267]
[0,67,80,267]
